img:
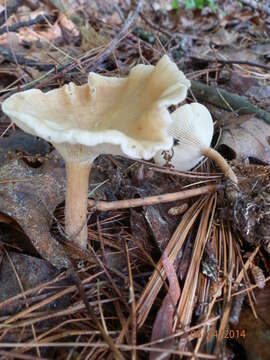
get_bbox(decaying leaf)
[201,243,218,282]
[229,292,245,325]
[0,251,70,316]
[80,23,108,51]
[150,250,181,360]
[0,130,50,156]
[218,116,270,164]
[130,209,154,258]
[232,285,270,360]
[211,28,238,46]
[0,150,70,269]
[0,251,71,358]
[144,206,170,252]
[251,265,265,289]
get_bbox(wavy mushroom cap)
[2,55,190,163]
[154,103,214,170]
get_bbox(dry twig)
[81,0,144,71]
[88,184,217,211]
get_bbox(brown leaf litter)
[223,165,270,252]
[0,150,70,269]
[218,115,270,165]
[0,0,270,358]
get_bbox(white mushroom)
[2,55,191,249]
[154,103,237,183]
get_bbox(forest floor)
[0,1,270,359]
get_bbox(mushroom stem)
[201,147,238,184]
[65,162,91,248]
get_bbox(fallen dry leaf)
[0,150,70,269]
[80,23,108,52]
[211,28,238,46]
[218,115,270,164]
[130,209,154,258]
[144,206,170,252]
[0,251,71,358]
[150,249,181,360]
[231,284,270,360]
[0,251,70,316]
[58,13,79,37]
[0,130,50,156]
[229,72,259,96]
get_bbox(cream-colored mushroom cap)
[154,103,214,170]
[2,55,190,163]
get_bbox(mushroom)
[154,103,238,183]
[2,55,191,249]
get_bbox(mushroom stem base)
[65,162,91,248]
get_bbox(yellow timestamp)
[189,328,246,340]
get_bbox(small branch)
[0,14,54,36]
[139,12,172,38]
[191,56,270,72]
[88,184,218,212]
[83,0,144,71]
[191,80,270,124]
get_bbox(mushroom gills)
[154,103,238,183]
